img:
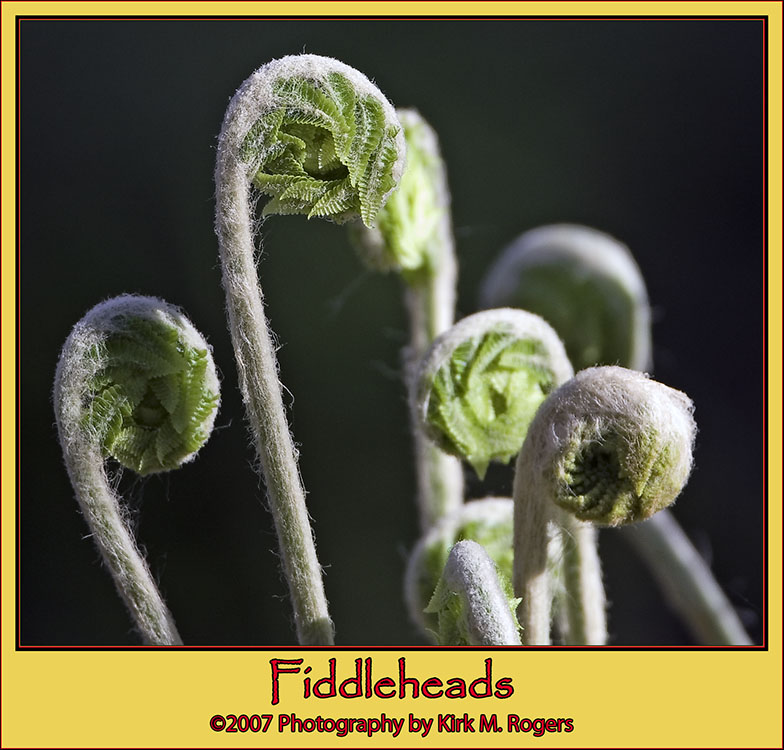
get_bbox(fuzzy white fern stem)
[403,218,463,529]
[214,55,407,645]
[512,458,562,645]
[621,509,752,645]
[558,514,607,645]
[59,435,183,645]
[215,136,334,646]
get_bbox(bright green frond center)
[240,72,401,226]
[83,316,220,476]
[426,332,559,478]
[555,424,679,526]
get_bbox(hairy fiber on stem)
[215,54,406,644]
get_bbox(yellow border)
[1,1,782,16]
[3,3,781,749]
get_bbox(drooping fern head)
[58,295,221,476]
[223,54,406,227]
[523,366,696,526]
[415,309,574,478]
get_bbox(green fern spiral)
[232,55,405,227]
[525,366,696,526]
[69,295,220,476]
[416,308,573,478]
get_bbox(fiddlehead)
[219,54,405,227]
[75,299,220,475]
[479,224,652,372]
[481,226,747,644]
[415,308,573,479]
[404,497,514,639]
[425,540,521,646]
[54,295,220,645]
[215,54,405,644]
[525,366,696,527]
[514,366,695,644]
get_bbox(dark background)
[19,17,765,646]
